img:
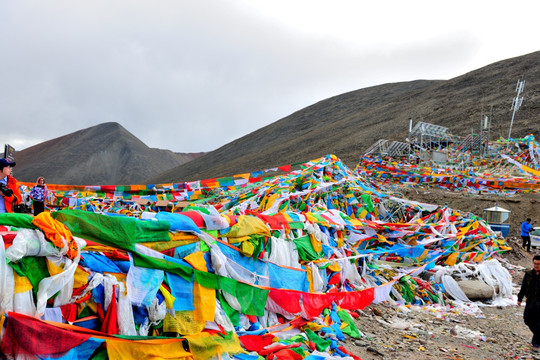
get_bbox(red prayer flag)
[100,285,119,334]
[239,334,275,352]
[269,289,302,314]
[267,348,303,360]
[278,164,292,172]
[1,312,91,357]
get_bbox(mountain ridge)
[13,50,540,185]
[147,50,540,183]
[14,122,204,185]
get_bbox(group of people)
[0,158,48,215]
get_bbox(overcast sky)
[1,0,539,154]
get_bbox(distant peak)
[89,122,125,131]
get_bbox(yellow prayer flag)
[13,272,33,294]
[445,252,459,266]
[106,338,193,360]
[185,252,215,323]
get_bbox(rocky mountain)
[147,50,540,184]
[14,122,204,185]
[12,51,540,186]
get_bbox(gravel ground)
[339,189,540,360]
[344,299,535,360]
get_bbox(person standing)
[522,218,535,252]
[0,158,22,213]
[518,255,540,350]
[30,176,48,216]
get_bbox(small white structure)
[431,149,448,164]
[482,206,511,237]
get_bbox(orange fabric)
[31,212,78,259]
[3,175,22,213]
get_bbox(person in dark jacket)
[518,255,540,350]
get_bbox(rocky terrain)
[346,286,533,360]
[344,188,540,360]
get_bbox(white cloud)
[0,0,539,153]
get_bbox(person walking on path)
[522,218,535,252]
[30,176,48,216]
[518,255,540,351]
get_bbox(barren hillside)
[148,51,540,184]
[14,122,205,185]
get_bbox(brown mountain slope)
[148,50,540,183]
[14,122,204,185]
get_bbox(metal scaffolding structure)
[458,134,483,151]
[409,121,454,150]
[364,139,416,158]
[387,141,410,157]
[363,139,389,157]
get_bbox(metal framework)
[409,121,455,151]
[479,111,491,156]
[363,139,389,157]
[508,78,525,140]
[458,134,483,151]
[386,141,410,157]
[410,122,450,138]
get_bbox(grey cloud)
[0,1,534,154]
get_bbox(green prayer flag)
[361,194,374,213]
[132,252,193,281]
[90,347,108,360]
[0,213,36,229]
[304,328,330,351]
[135,219,171,243]
[9,256,50,298]
[53,209,171,251]
[293,234,321,261]
[288,345,307,357]
[53,210,138,251]
[200,240,210,253]
[288,222,305,230]
[338,310,361,338]
[235,282,268,317]
[217,292,239,326]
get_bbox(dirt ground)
[344,297,534,360]
[343,188,540,360]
